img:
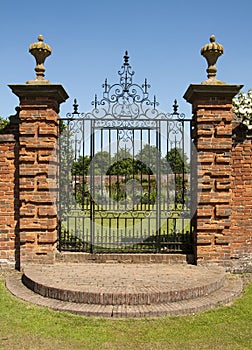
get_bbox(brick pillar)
[8,84,68,267]
[184,84,242,267]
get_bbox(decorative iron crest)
[67,52,185,120]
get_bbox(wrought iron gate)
[58,52,193,254]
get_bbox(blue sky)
[1,0,252,119]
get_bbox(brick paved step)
[21,263,226,305]
[56,252,192,264]
[6,273,243,318]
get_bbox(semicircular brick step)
[5,263,243,318]
[21,263,226,306]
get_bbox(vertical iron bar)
[182,121,185,210]
[58,120,62,251]
[66,120,71,214]
[190,119,193,250]
[107,128,113,210]
[74,134,77,208]
[82,119,86,248]
[116,129,119,212]
[82,120,85,212]
[66,120,71,250]
[148,129,151,212]
[108,128,111,212]
[140,129,143,212]
[109,217,112,251]
[132,129,135,246]
[156,122,161,252]
[166,121,169,220]
[101,127,103,247]
[90,121,95,253]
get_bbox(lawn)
[0,271,252,350]
[60,204,192,253]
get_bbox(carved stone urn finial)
[201,35,225,85]
[26,35,52,84]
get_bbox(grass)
[0,272,252,350]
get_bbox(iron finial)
[26,34,52,84]
[153,95,157,109]
[73,99,79,114]
[124,51,129,66]
[103,78,109,93]
[201,35,225,85]
[143,78,149,94]
[93,94,98,109]
[173,99,179,114]
[153,95,159,109]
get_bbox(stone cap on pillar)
[184,84,243,104]
[8,84,69,112]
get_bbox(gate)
[58,52,193,254]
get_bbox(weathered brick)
[215,125,232,136]
[215,180,231,190]
[215,152,231,164]
[215,205,231,217]
[38,206,57,217]
[38,124,58,137]
[20,203,36,217]
[38,231,57,243]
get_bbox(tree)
[164,147,190,206]
[58,122,75,213]
[91,151,111,175]
[72,155,91,176]
[135,144,162,174]
[165,148,189,174]
[107,157,134,176]
[112,149,132,162]
[107,149,133,176]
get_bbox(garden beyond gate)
[58,52,193,254]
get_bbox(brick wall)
[230,125,252,271]
[0,113,19,268]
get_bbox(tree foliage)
[71,146,189,176]
[165,148,189,174]
[59,123,75,213]
[92,151,110,175]
[135,144,162,173]
[71,155,91,176]
[70,146,190,206]
[0,116,9,131]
